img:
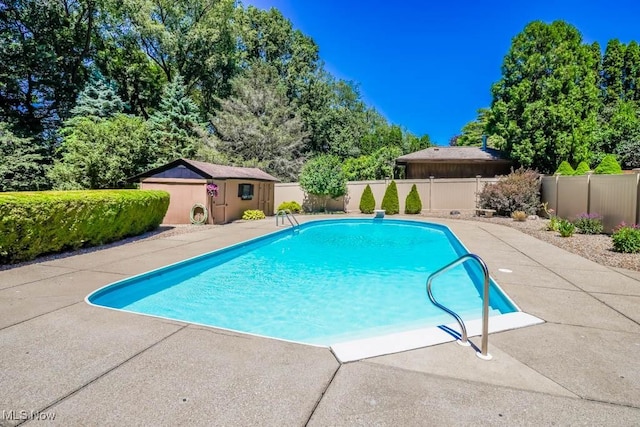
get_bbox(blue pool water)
[88,219,517,345]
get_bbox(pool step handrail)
[426,253,492,360]
[275,209,300,229]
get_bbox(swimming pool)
[88,219,530,355]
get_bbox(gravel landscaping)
[422,211,640,273]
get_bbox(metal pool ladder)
[426,253,492,360]
[275,209,300,230]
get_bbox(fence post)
[429,176,434,211]
[554,174,559,214]
[475,175,481,208]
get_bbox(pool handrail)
[275,209,299,229]
[426,253,492,360]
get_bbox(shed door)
[213,181,227,224]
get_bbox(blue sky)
[243,0,640,145]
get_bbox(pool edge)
[330,312,545,363]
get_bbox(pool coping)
[331,311,544,362]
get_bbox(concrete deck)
[1,216,639,426]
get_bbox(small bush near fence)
[574,213,604,234]
[477,168,540,216]
[557,219,576,237]
[554,161,575,176]
[0,190,169,264]
[594,154,622,174]
[404,184,422,214]
[359,185,376,214]
[242,209,266,220]
[277,201,302,213]
[381,180,399,215]
[574,161,591,175]
[612,224,640,253]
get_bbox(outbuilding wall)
[141,178,275,224]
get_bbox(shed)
[396,146,512,178]
[130,158,279,224]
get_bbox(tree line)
[0,0,430,191]
[453,21,640,173]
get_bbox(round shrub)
[573,161,591,175]
[242,209,266,220]
[477,168,541,216]
[554,161,575,175]
[594,154,622,174]
[404,184,422,214]
[359,184,376,214]
[381,180,399,215]
[612,224,640,253]
[277,201,302,213]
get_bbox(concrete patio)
[1,216,639,426]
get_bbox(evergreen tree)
[554,161,575,175]
[594,154,623,174]
[381,180,399,215]
[623,41,640,102]
[404,184,422,214]
[602,39,626,106]
[0,123,49,191]
[71,72,125,118]
[148,75,206,164]
[359,184,376,214]
[574,161,591,175]
[488,21,599,173]
[211,63,307,181]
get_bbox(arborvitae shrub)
[554,161,575,175]
[381,180,399,215]
[359,184,376,214]
[573,161,591,175]
[404,184,422,214]
[477,168,540,216]
[594,154,623,174]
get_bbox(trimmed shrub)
[359,184,376,214]
[612,224,640,253]
[557,219,576,237]
[404,184,422,214]
[381,180,399,215]
[573,161,591,175]
[477,168,540,216]
[511,211,527,221]
[554,161,575,175]
[594,154,623,174]
[276,201,302,213]
[0,190,169,264]
[242,209,266,220]
[574,213,603,234]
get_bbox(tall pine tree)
[148,75,206,164]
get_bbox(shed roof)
[130,158,280,182]
[396,146,508,162]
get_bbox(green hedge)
[0,190,169,264]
